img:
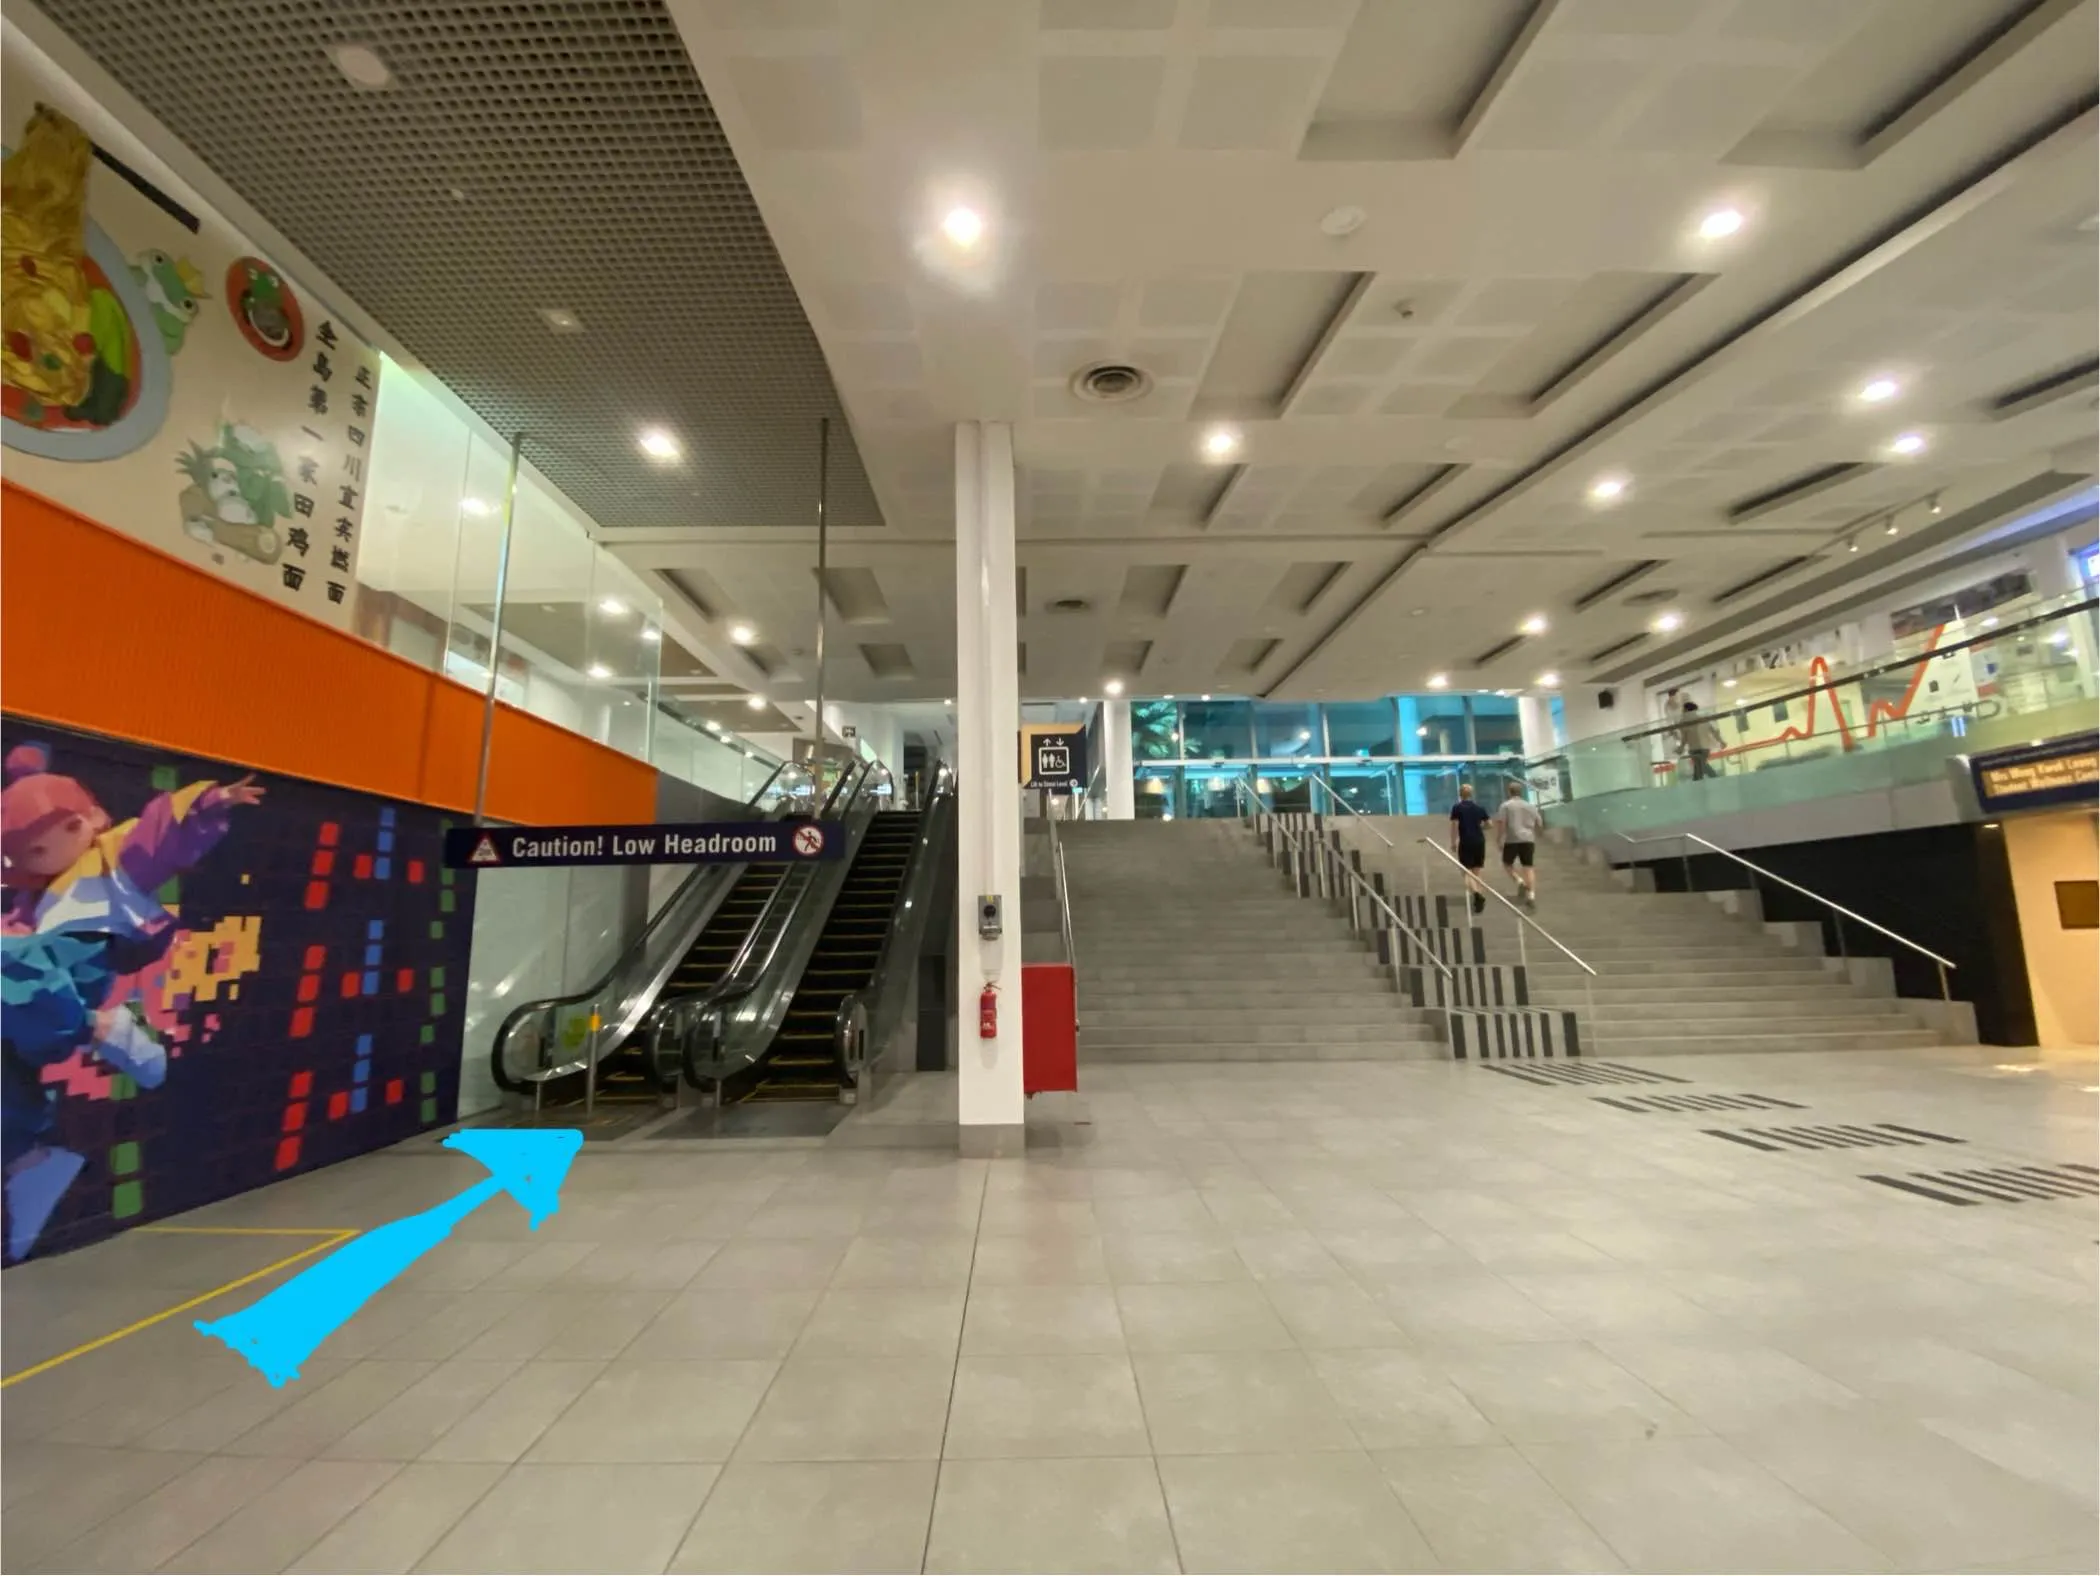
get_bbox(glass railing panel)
[1540,597,2097,840]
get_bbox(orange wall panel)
[2,482,654,824]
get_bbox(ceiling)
[30,0,2100,708]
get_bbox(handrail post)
[1936,960,1950,1002]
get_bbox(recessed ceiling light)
[1847,538,1860,553]
[587,663,613,680]
[747,695,767,711]
[1884,515,1901,535]
[1588,475,1628,503]
[538,306,583,334]
[1929,493,1943,516]
[1889,432,1927,456]
[1319,205,1366,237]
[1653,611,1684,633]
[1537,671,1560,687]
[639,428,680,462]
[1298,729,1312,741]
[329,42,394,91]
[598,597,627,617]
[1858,376,1899,403]
[1722,678,1738,688]
[1698,206,1745,240]
[459,496,494,517]
[1417,725,1430,737]
[728,623,756,646]
[941,206,985,248]
[1981,615,1998,628]
[640,626,661,643]
[705,720,722,733]
[1201,426,1241,460]
[1200,693,1212,701]
[1104,678,1125,696]
[1519,615,1548,636]
[1426,673,1449,689]
[1163,693,1176,701]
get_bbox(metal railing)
[1308,774,1395,848]
[1046,804,1081,1027]
[1414,837,1597,1031]
[1612,830,1955,1000]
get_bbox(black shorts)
[1502,841,1535,868]
[1457,840,1487,871]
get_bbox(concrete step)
[1079,1039,1450,1064]
[1534,986,1888,1010]
[1579,1011,1917,1038]
[1082,998,1403,1023]
[1584,1027,1944,1055]
[1083,1019,1441,1046]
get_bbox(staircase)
[1059,819,1445,1063]
[1328,814,1951,1057]
[736,809,922,1102]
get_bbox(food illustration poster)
[0,718,471,1263]
[0,46,379,629]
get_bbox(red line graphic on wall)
[1713,624,1952,762]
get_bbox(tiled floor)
[3,1046,2095,1574]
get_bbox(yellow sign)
[1979,750,2098,803]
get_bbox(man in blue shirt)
[1449,783,1492,916]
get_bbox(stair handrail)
[1307,774,1395,848]
[1414,837,1598,978]
[1046,802,1080,1001]
[1234,783,1455,984]
[488,759,792,1094]
[1611,830,1954,999]
[677,758,882,1087]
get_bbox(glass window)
[1254,701,1321,758]
[1253,767,1317,813]
[1135,764,1179,818]
[1180,699,1251,760]
[1470,695,1523,756]
[1325,700,1397,757]
[1399,695,1471,755]
[1326,760,1397,815]
[1131,699,1180,761]
[1183,765,1247,819]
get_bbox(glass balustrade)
[1536,591,2099,841]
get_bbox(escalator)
[728,808,924,1103]
[667,865,785,997]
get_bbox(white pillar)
[1103,698,1135,819]
[954,422,1025,1154]
[1516,694,1558,757]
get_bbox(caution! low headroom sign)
[443,820,847,870]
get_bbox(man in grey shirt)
[1677,699,1721,781]
[1493,781,1545,908]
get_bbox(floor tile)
[969,1233,1110,1285]
[1158,1450,1437,1573]
[223,1361,435,1457]
[524,1359,777,1462]
[1133,1350,1357,1455]
[962,1282,1128,1354]
[161,1458,402,1572]
[829,1233,977,1287]
[1597,1337,1868,1432]
[420,1360,606,1463]
[925,1457,1179,1574]
[43,1453,300,1573]
[668,1460,937,1573]
[417,1462,719,1573]
[626,1288,820,1360]
[1433,1340,1707,1443]
[944,1354,1151,1458]
[692,1239,848,1290]
[1377,1444,1624,1573]
[289,1461,506,1573]
[735,1356,954,1462]
[1373,1273,1571,1344]
[1261,1279,1410,1348]
[1729,1406,2100,1569]
[795,1285,966,1359]
[1307,1348,1501,1449]
[1521,1435,1892,1572]
[323,1359,524,1460]
[1103,1232,1251,1284]
[1116,1282,1295,1352]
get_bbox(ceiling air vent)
[1048,596,1092,614]
[1623,587,1679,607]
[1586,633,1649,664]
[1988,357,2100,419]
[1571,560,1663,610]
[1728,464,1871,523]
[1072,363,1152,404]
[1470,634,1524,666]
[1712,556,1813,604]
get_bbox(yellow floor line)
[0,1228,359,1389]
[134,1225,360,1237]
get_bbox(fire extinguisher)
[979,982,998,1040]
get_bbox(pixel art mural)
[0,718,473,1262]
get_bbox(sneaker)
[1525,891,1538,909]
[1469,893,1486,916]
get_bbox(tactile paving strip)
[1861,1163,2098,1205]
[1595,1092,1807,1113]
[1704,1123,1964,1153]
[1482,1062,1690,1087]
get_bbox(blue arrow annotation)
[194,1128,584,1387]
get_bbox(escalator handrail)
[838,781,956,1079]
[487,760,793,1093]
[679,758,885,1086]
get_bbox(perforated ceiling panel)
[37,0,883,532]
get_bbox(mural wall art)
[2,46,380,630]
[1,718,473,1263]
